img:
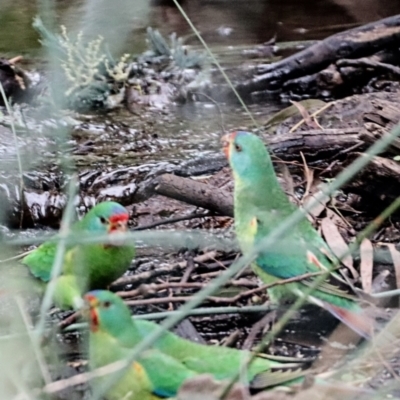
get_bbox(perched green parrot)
[21,201,135,309]
[222,131,372,339]
[85,290,308,394]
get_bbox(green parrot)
[222,131,372,339]
[85,291,199,400]
[21,201,135,309]
[85,290,308,394]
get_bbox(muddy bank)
[2,89,400,229]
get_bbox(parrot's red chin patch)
[89,308,99,332]
[84,294,100,332]
[221,132,237,159]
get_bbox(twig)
[58,311,80,330]
[124,272,323,306]
[221,329,241,347]
[0,249,33,263]
[173,253,193,296]
[300,151,313,201]
[191,267,254,280]
[8,55,23,64]
[124,296,230,306]
[111,251,218,287]
[326,141,364,162]
[242,309,277,350]
[42,360,127,395]
[118,282,206,298]
[337,58,400,77]
[133,212,211,231]
[117,279,259,299]
[154,174,233,217]
[193,258,235,272]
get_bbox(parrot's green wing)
[134,320,308,387]
[251,212,357,301]
[85,290,314,394]
[22,242,85,309]
[139,350,197,398]
[52,275,84,309]
[22,241,60,282]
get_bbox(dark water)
[1,0,400,55]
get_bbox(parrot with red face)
[21,201,135,309]
[222,131,372,338]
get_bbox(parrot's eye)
[99,216,107,224]
[103,301,111,308]
[235,144,242,152]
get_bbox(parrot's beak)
[221,132,236,159]
[106,213,129,247]
[84,294,100,332]
[108,213,129,234]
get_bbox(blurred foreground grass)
[1,0,400,399]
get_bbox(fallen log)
[281,50,400,99]
[3,115,399,229]
[0,127,372,227]
[153,174,233,217]
[343,153,400,211]
[153,150,400,220]
[235,14,400,96]
[267,128,363,160]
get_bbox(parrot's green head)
[222,131,272,187]
[80,201,129,236]
[84,290,132,335]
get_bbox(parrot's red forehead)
[109,213,129,224]
[222,131,238,143]
[228,131,239,141]
[221,132,238,159]
[85,293,98,303]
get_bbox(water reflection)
[0,0,400,54]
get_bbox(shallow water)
[1,0,400,170]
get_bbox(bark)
[280,50,400,99]
[268,128,363,160]
[343,153,400,209]
[235,14,400,95]
[153,173,233,217]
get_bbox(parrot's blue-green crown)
[222,131,273,184]
[81,201,129,233]
[85,290,133,333]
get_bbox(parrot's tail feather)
[322,303,373,339]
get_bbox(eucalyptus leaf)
[263,99,326,133]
